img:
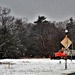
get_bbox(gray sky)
[0,0,75,22]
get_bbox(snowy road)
[0,59,75,75]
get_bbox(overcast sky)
[0,0,75,22]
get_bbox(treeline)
[0,6,75,58]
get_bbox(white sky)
[0,0,75,22]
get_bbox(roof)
[55,52,67,57]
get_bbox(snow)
[0,59,75,75]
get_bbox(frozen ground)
[0,59,75,75]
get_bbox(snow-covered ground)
[0,59,75,75]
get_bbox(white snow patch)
[0,59,75,75]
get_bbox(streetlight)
[65,29,73,61]
[61,29,72,69]
[65,29,68,34]
[65,29,69,49]
[65,29,68,70]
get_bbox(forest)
[0,6,75,59]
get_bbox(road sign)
[61,35,72,48]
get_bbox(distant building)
[66,50,75,56]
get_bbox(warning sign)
[61,35,72,48]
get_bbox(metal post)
[71,42,73,61]
[65,56,67,69]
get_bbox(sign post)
[65,56,67,69]
[61,29,72,70]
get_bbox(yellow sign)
[61,35,72,48]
